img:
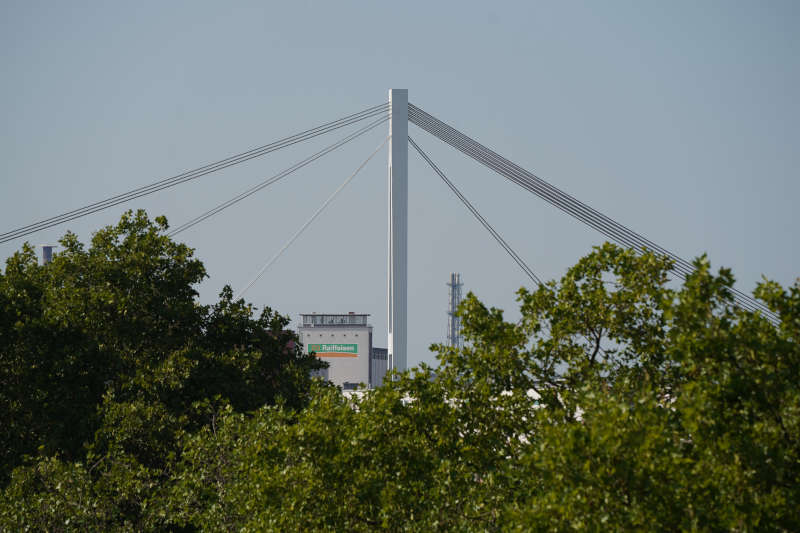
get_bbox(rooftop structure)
[301,313,369,327]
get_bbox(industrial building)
[298,313,388,390]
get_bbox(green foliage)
[2,232,797,531]
[0,210,324,529]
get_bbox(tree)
[157,244,798,531]
[502,250,799,530]
[3,236,797,530]
[0,210,324,529]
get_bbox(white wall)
[299,325,372,388]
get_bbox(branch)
[589,328,603,365]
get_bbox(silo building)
[299,313,388,390]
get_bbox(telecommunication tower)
[446,273,463,348]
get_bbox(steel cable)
[235,135,390,300]
[410,108,768,317]
[413,115,768,317]
[409,106,689,263]
[411,135,610,359]
[1,102,390,244]
[410,107,771,318]
[409,108,696,277]
[409,104,776,321]
[168,115,389,237]
[409,136,543,287]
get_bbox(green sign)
[308,343,358,357]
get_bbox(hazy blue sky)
[2,1,798,367]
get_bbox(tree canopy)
[1,213,797,531]
[0,211,324,529]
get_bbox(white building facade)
[298,313,388,390]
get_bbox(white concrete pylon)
[388,89,408,373]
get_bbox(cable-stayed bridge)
[0,89,779,372]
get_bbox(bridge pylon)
[388,89,408,374]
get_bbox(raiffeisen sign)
[298,313,384,389]
[308,343,358,357]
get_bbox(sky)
[2,1,798,368]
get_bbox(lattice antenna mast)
[447,273,463,349]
